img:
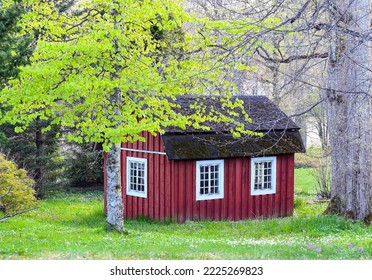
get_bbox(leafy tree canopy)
[0,0,254,151]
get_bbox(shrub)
[0,153,38,221]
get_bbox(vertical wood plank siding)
[106,133,295,223]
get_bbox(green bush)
[0,154,38,221]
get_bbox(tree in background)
[62,142,103,189]
[0,121,61,198]
[0,0,78,198]
[0,0,32,89]
[325,0,372,223]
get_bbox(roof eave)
[161,129,305,160]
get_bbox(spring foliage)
[0,0,253,151]
[0,153,37,221]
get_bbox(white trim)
[250,156,276,196]
[196,159,224,201]
[121,147,167,155]
[126,157,148,198]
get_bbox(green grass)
[0,169,371,260]
[294,168,317,195]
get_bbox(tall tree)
[325,0,372,222]
[0,0,250,231]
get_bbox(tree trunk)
[34,119,46,198]
[326,0,372,223]
[106,142,124,231]
[105,1,124,232]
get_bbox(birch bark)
[106,2,124,231]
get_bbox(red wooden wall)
[104,132,295,223]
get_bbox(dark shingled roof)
[164,95,300,133]
[161,95,305,160]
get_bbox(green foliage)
[0,0,253,151]
[294,196,305,209]
[63,142,103,188]
[0,121,62,197]
[0,153,38,221]
[0,131,8,145]
[0,0,33,88]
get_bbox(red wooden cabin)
[104,95,305,222]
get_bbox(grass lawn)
[0,168,371,260]
[294,168,318,195]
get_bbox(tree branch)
[0,186,13,200]
[0,207,39,223]
[313,23,372,42]
[288,97,327,119]
[256,46,328,64]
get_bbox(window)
[251,157,276,196]
[126,157,147,198]
[196,160,224,200]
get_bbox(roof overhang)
[161,130,306,160]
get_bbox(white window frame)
[251,156,276,196]
[126,157,147,198]
[196,159,224,201]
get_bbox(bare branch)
[0,207,39,223]
[256,46,328,64]
[288,97,327,119]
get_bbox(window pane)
[252,158,275,194]
[128,158,146,195]
[197,161,223,198]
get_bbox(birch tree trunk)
[106,142,124,231]
[326,0,372,223]
[106,1,124,232]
